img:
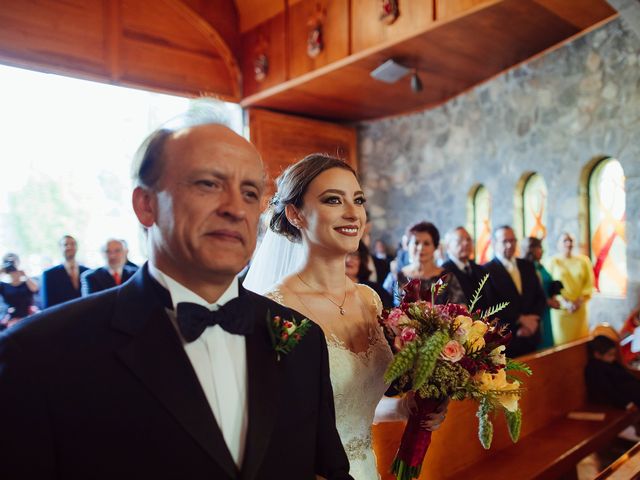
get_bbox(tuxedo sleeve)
[0,334,56,478]
[315,333,352,480]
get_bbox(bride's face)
[293,167,366,255]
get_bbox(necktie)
[113,271,121,285]
[464,264,473,277]
[506,260,522,294]
[176,297,254,342]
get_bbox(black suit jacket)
[41,264,89,308]
[0,265,351,480]
[484,257,546,357]
[80,264,138,296]
[441,259,494,312]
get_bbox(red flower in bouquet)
[380,275,531,480]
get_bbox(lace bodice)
[267,285,392,480]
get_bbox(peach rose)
[440,340,465,363]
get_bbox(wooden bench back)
[372,338,591,479]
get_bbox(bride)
[244,154,446,479]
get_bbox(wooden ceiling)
[239,0,616,122]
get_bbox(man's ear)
[132,186,156,228]
[285,204,305,229]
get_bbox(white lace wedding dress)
[268,285,393,480]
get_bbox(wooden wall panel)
[0,0,240,100]
[181,0,241,58]
[351,0,435,53]
[119,0,238,98]
[241,13,287,96]
[0,0,110,78]
[248,109,357,196]
[435,0,498,21]
[119,38,234,97]
[287,0,350,79]
[236,0,285,33]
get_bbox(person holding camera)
[0,253,39,329]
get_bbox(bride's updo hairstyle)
[270,153,357,243]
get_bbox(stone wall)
[358,18,640,328]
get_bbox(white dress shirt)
[450,256,470,274]
[149,265,248,467]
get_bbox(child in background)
[585,335,640,409]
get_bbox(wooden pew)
[373,338,640,480]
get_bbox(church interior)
[1,0,639,478]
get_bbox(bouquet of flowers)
[380,275,531,480]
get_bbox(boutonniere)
[266,311,312,361]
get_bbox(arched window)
[588,158,626,297]
[468,185,493,264]
[522,173,548,240]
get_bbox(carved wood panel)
[287,0,350,79]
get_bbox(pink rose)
[440,340,465,363]
[385,308,410,336]
[400,327,417,343]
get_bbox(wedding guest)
[441,226,494,311]
[81,239,137,296]
[385,221,465,306]
[0,253,39,328]
[546,232,595,345]
[585,335,640,409]
[41,235,89,308]
[484,226,545,357]
[120,238,140,270]
[0,115,351,479]
[619,304,640,367]
[345,242,393,309]
[521,237,562,350]
[372,239,392,283]
[394,234,410,272]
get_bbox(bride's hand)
[419,398,450,431]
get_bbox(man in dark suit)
[0,118,351,479]
[81,239,138,296]
[441,226,493,311]
[40,235,89,308]
[484,225,546,358]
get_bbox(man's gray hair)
[131,99,232,189]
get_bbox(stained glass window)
[471,185,493,264]
[588,158,626,297]
[522,173,548,240]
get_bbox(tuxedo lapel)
[112,266,237,478]
[241,289,282,480]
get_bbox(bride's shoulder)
[264,278,297,306]
[355,283,383,316]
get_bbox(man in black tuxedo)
[441,226,494,311]
[484,225,546,357]
[41,235,89,308]
[0,118,351,479]
[80,238,138,296]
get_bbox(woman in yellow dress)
[547,232,595,345]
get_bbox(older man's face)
[493,227,517,260]
[105,240,126,269]
[60,237,78,261]
[447,228,473,262]
[149,124,264,281]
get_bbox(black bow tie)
[176,296,254,342]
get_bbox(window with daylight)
[469,185,493,264]
[588,158,626,297]
[522,173,548,241]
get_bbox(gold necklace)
[296,273,348,315]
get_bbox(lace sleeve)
[265,288,286,306]
[356,284,383,316]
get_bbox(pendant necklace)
[296,273,348,315]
